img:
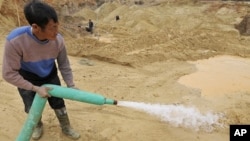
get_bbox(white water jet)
[118,101,223,132]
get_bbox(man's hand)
[32,86,52,98]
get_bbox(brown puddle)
[178,55,250,98]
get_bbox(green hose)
[16,84,117,141]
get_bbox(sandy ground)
[1,1,250,141]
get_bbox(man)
[85,19,94,34]
[2,0,80,140]
[116,15,120,21]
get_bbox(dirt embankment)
[64,1,250,68]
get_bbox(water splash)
[118,101,223,132]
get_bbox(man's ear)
[31,23,40,32]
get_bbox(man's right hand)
[32,86,52,98]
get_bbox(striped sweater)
[2,26,74,90]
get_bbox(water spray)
[117,101,223,132]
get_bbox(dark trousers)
[85,27,93,33]
[18,66,65,113]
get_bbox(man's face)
[42,19,59,40]
[33,19,59,40]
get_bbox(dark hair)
[24,0,58,30]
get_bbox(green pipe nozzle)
[46,84,117,105]
[16,84,117,141]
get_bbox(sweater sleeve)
[2,40,33,90]
[56,39,75,87]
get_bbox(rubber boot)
[32,119,43,140]
[54,107,80,140]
